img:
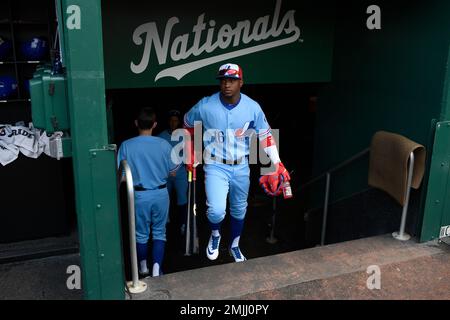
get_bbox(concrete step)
[0,232,79,264]
[134,234,449,300]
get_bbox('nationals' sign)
[102,0,335,88]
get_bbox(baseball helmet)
[216,63,243,80]
[0,37,12,60]
[0,76,18,99]
[20,37,48,60]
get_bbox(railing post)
[119,160,147,294]
[266,197,278,244]
[321,173,331,246]
[393,152,415,241]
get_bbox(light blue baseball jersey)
[158,129,179,148]
[117,135,179,189]
[184,92,271,162]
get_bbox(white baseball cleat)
[138,270,150,279]
[206,234,221,260]
[229,246,247,262]
[152,263,163,277]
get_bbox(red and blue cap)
[216,63,243,80]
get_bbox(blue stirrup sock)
[209,221,222,237]
[152,239,165,276]
[230,216,245,248]
[136,242,148,273]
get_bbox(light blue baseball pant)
[134,188,170,244]
[204,163,250,224]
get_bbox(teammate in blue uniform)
[183,63,291,262]
[118,107,179,277]
[158,110,188,235]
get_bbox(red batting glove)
[259,162,290,197]
[276,162,291,183]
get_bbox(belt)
[217,155,248,165]
[134,184,166,191]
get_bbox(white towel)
[0,123,63,165]
[0,140,19,166]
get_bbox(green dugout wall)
[55,0,450,299]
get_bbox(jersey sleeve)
[183,99,202,128]
[254,104,272,140]
[163,140,181,174]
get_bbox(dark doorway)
[108,82,319,276]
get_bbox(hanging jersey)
[0,125,38,154]
[0,140,19,166]
[0,124,61,165]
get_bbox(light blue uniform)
[184,92,271,224]
[118,135,179,243]
[158,129,188,206]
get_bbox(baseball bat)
[184,170,192,256]
[192,168,199,254]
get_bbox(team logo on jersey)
[235,121,255,138]
[131,0,301,81]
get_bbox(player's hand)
[259,162,290,196]
[186,157,200,173]
[276,162,290,183]
[184,127,197,172]
[186,141,198,173]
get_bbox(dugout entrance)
[101,0,450,297]
[108,82,319,275]
[4,0,449,300]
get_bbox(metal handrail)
[298,148,371,192]
[297,148,371,246]
[118,160,147,294]
[298,147,415,245]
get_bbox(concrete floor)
[0,253,82,300]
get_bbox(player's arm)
[164,140,181,177]
[255,110,291,196]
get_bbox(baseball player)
[183,63,291,262]
[118,107,179,277]
[158,110,188,235]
